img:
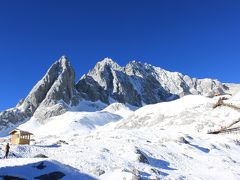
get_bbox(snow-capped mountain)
[0,56,80,129]
[77,58,227,106]
[0,56,240,179]
[0,56,235,129]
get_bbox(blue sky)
[0,0,240,111]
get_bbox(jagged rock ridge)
[76,58,227,106]
[0,56,79,128]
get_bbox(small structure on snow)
[9,129,33,145]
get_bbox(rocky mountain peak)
[31,56,79,122]
[77,58,228,106]
[94,58,122,71]
[59,55,68,62]
[0,56,80,127]
[58,55,71,70]
[98,57,117,65]
[127,60,148,67]
[125,61,156,77]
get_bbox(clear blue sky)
[0,0,240,111]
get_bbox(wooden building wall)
[11,132,31,145]
[11,133,20,145]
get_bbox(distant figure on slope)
[4,143,10,158]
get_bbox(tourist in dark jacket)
[4,143,10,158]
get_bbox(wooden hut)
[9,129,33,145]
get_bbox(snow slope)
[117,95,240,133]
[1,95,240,179]
[18,108,123,137]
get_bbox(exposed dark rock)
[96,169,105,176]
[34,154,48,158]
[56,140,69,145]
[135,148,149,164]
[150,168,161,175]
[91,168,105,176]
[178,137,190,144]
[234,140,240,146]
[76,75,109,104]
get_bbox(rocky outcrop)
[0,109,29,129]
[31,56,79,122]
[76,60,142,106]
[135,148,149,164]
[76,58,227,106]
[0,56,80,127]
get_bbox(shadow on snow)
[0,159,96,180]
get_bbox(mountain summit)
[0,56,231,129]
[77,58,227,106]
[0,56,80,128]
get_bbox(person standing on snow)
[4,143,10,158]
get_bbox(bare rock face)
[32,56,80,122]
[0,56,80,128]
[76,58,142,106]
[0,109,30,130]
[76,58,227,107]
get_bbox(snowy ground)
[1,95,240,179]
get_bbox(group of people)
[2,143,10,158]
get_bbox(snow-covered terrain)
[1,94,240,179]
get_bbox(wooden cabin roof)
[9,129,33,135]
